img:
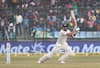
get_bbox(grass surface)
[0,54,100,68]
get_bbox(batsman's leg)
[58,46,74,63]
[37,46,58,63]
[37,52,53,63]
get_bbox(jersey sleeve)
[60,29,71,35]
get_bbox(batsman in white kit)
[38,24,79,64]
[38,9,79,64]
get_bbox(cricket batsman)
[37,9,79,64]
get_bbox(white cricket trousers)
[38,42,74,62]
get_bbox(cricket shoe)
[59,61,65,64]
[37,61,43,64]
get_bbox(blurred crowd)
[0,0,100,40]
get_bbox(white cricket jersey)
[56,29,71,44]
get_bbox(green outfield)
[0,54,100,68]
